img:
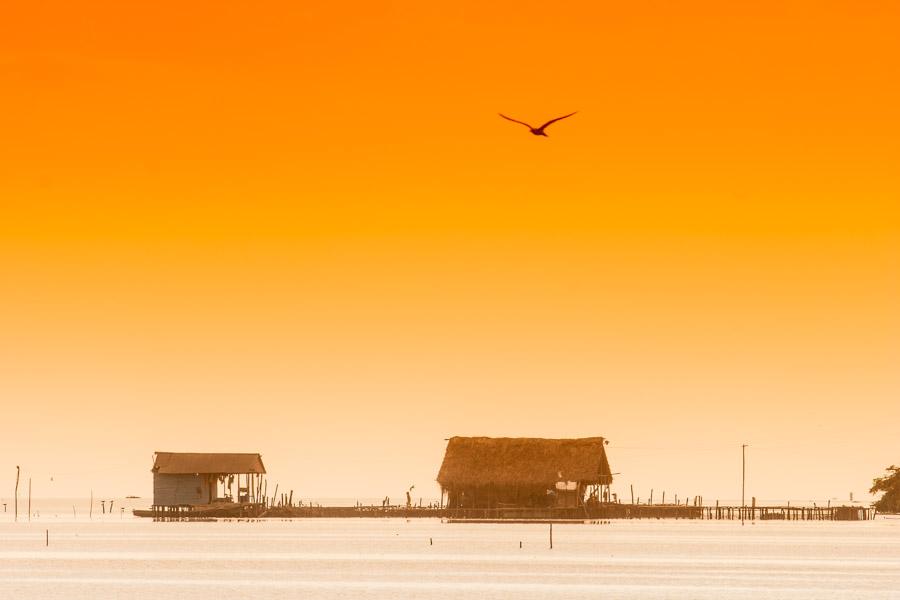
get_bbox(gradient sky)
[1,1,898,505]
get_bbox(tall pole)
[15,466,20,523]
[741,444,747,526]
[742,444,747,507]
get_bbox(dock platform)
[134,503,875,522]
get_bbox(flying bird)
[499,112,577,136]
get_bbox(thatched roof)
[436,437,612,487]
[152,452,266,475]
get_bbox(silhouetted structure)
[436,437,612,509]
[151,452,266,508]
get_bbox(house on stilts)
[436,437,613,510]
[151,451,266,509]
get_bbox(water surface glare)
[1,517,898,599]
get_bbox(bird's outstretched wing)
[499,113,533,129]
[539,112,577,130]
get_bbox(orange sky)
[1,1,898,504]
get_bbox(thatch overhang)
[152,452,266,475]
[436,437,612,488]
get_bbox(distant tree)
[870,465,900,513]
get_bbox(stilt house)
[436,437,612,509]
[151,452,266,507]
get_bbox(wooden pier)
[444,504,874,522]
[135,502,875,522]
[139,502,267,521]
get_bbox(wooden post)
[549,523,553,549]
[650,489,653,505]
[630,485,634,504]
[15,466,20,523]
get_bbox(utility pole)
[742,444,747,508]
[741,444,748,526]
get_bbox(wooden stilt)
[14,466,20,523]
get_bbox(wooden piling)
[15,466,20,523]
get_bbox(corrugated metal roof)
[152,452,266,475]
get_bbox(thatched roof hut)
[437,437,612,509]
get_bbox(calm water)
[1,508,898,599]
